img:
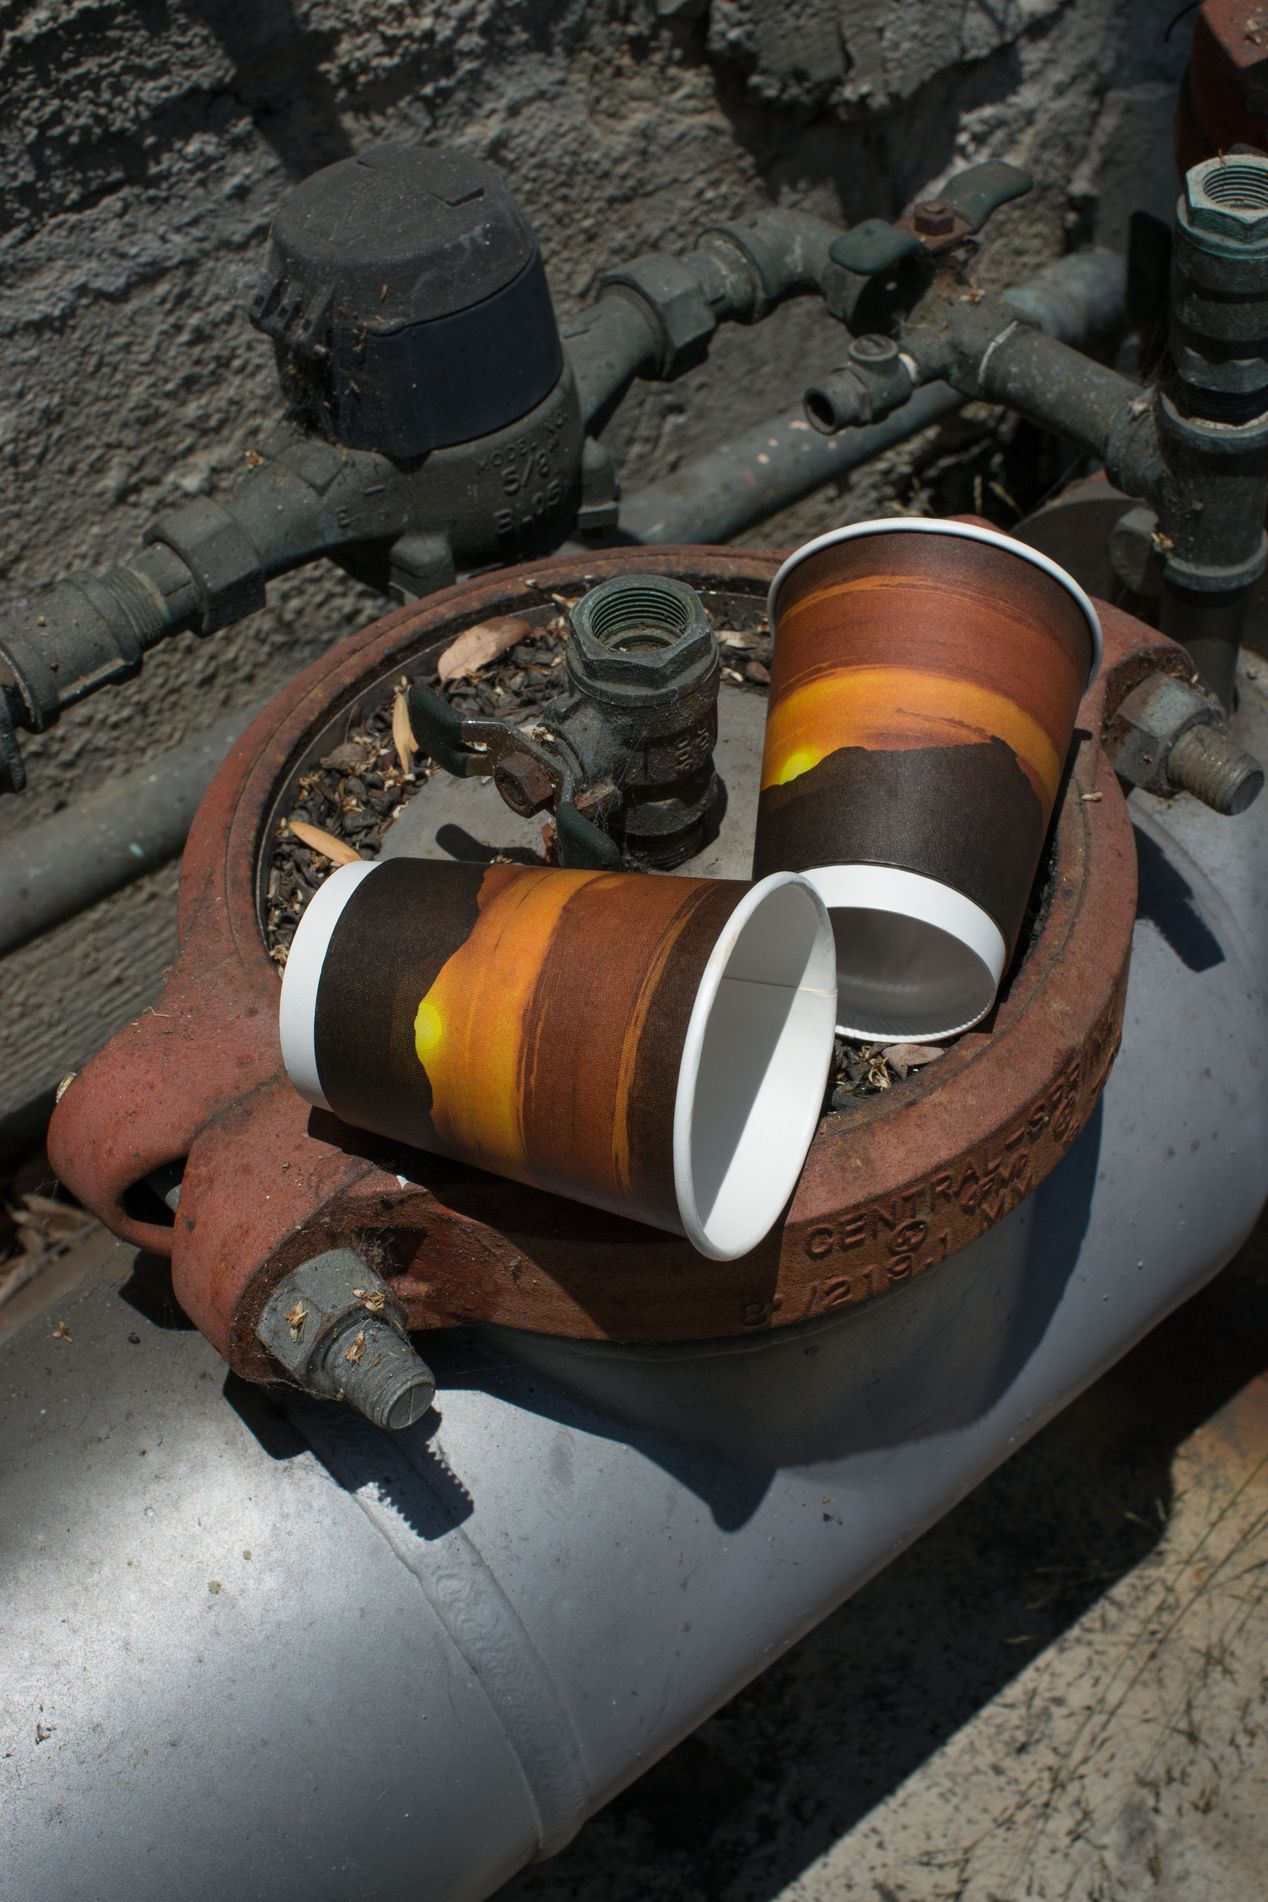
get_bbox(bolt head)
[913,198,955,236]
[494,751,556,816]
[1182,157,1268,243]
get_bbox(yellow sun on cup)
[413,995,445,1064]
[771,744,823,787]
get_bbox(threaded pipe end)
[1202,163,1268,210]
[1167,724,1264,815]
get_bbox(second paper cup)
[754,518,1102,1042]
[279,857,837,1259]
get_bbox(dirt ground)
[498,1213,1268,1902]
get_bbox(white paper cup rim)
[278,858,381,1108]
[800,862,1009,1045]
[766,516,1102,687]
[672,871,837,1260]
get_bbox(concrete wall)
[0,0,1189,1137]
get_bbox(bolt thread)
[326,1315,436,1430]
[96,566,172,646]
[1167,724,1264,815]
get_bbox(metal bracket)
[830,162,1033,279]
[406,680,622,870]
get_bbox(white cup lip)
[801,862,1009,1044]
[672,870,837,1261]
[766,515,1103,687]
[278,859,382,1109]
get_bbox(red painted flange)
[49,549,1181,1380]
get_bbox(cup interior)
[804,864,1008,1044]
[674,874,837,1261]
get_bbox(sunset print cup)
[754,518,1101,1042]
[279,857,837,1259]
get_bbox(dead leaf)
[51,1319,72,1341]
[352,1286,387,1313]
[719,629,762,650]
[286,1300,309,1343]
[285,819,361,866]
[343,1329,367,1366]
[437,615,533,683]
[391,681,417,777]
[881,1043,945,1080]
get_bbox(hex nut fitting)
[1181,156,1268,245]
[257,1248,435,1430]
[598,254,717,379]
[567,574,716,696]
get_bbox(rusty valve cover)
[47,548,1183,1383]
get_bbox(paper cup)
[280,858,837,1259]
[755,518,1101,1043]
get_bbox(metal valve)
[408,574,722,871]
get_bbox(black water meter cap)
[251,143,564,459]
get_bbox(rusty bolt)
[1107,672,1263,815]
[1182,155,1268,244]
[1166,723,1264,815]
[913,198,955,236]
[257,1249,435,1430]
[494,750,556,817]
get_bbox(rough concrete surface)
[497,1215,1268,1902]
[0,0,1193,1133]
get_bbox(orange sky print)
[760,663,1064,808]
[760,540,1092,823]
[407,863,739,1221]
[753,531,1095,950]
[410,865,606,1178]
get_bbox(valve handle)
[939,160,1033,232]
[828,219,922,278]
[406,680,481,779]
[828,164,1032,280]
[407,679,622,870]
[555,799,622,870]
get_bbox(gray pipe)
[619,382,966,544]
[620,247,1127,545]
[0,729,1264,1901]
[0,705,259,957]
[0,249,1127,952]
